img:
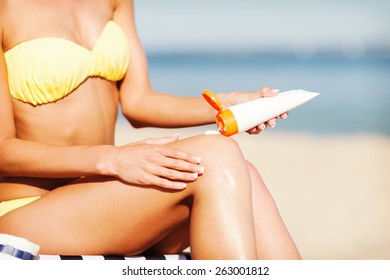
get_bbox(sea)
[118,51,390,136]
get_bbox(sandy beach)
[115,122,390,260]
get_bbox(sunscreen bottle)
[202,89,319,136]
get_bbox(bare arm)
[114,0,217,128]
[114,0,285,130]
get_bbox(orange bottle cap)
[217,109,238,136]
[202,90,238,136]
[202,90,223,111]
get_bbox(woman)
[0,0,300,259]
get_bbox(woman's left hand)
[217,87,288,134]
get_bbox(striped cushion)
[37,253,191,260]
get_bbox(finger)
[153,165,200,182]
[246,123,266,134]
[139,172,188,190]
[246,127,259,134]
[157,146,202,165]
[142,134,180,145]
[154,155,205,175]
[247,127,261,135]
[267,117,277,128]
[158,179,188,190]
[255,86,271,97]
[257,123,267,131]
[280,112,288,119]
[259,88,279,98]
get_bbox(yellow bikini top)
[4,21,130,105]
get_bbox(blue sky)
[134,0,390,55]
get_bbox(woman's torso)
[0,0,126,200]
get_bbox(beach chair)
[37,253,191,260]
[0,234,191,260]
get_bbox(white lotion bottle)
[202,89,319,136]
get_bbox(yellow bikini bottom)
[0,196,41,217]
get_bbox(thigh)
[0,175,193,255]
[0,134,240,256]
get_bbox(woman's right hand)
[99,134,204,190]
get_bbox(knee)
[193,135,246,172]
[188,135,251,195]
[194,134,242,160]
